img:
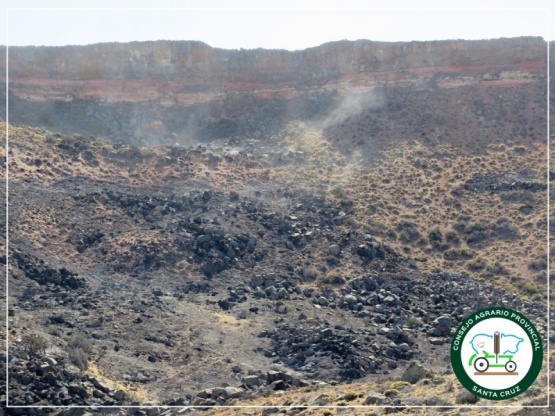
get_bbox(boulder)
[221,386,244,399]
[218,299,231,310]
[363,275,379,291]
[318,296,329,307]
[429,337,444,345]
[399,343,410,352]
[92,389,105,399]
[378,327,394,336]
[433,315,452,336]
[210,387,224,399]
[268,380,288,390]
[42,357,57,367]
[383,295,396,305]
[247,237,257,252]
[266,371,283,383]
[309,393,332,405]
[357,244,376,259]
[241,375,261,387]
[197,234,212,244]
[196,389,212,399]
[401,362,432,384]
[291,378,310,387]
[90,377,111,393]
[68,383,89,398]
[328,245,341,256]
[344,294,358,305]
[113,390,126,401]
[251,275,264,287]
[456,389,480,404]
[364,392,386,405]
[320,328,333,338]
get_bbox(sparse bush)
[445,230,460,243]
[67,334,93,370]
[491,217,518,240]
[519,204,534,214]
[453,215,471,233]
[68,347,89,370]
[386,229,397,240]
[331,185,346,199]
[47,326,62,337]
[436,242,451,251]
[443,248,474,261]
[68,334,93,354]
[456,389,479,404]
[483,262,508,277]
[343,392,358,401]
[528,254,547,271]
[466,258,487,272]
[464,221,489,245]
[23,334,48,355]
[319,274,345,285]
[399,230,412,243]
[533,272,547,284]
[397,221,421,243]
[389,381,410,390]
[515,280,541,296]
[428,227,442,247]
[384,389,399,397]
[500,190,534,204]
[302,267,318,281]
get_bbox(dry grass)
[201,367,551,415]
[272,123,547,298]
[214,312,244,327]
[86,363,149,404]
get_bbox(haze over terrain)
[0,33,553,414]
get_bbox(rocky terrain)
[0,37,547,151]
[1,36,553,414]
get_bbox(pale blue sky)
[1,0,552,50]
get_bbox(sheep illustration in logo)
[468,332,523,374]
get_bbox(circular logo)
[450,307,543,400]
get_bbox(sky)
[0,0,552,50]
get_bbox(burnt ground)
[3,124,551,410]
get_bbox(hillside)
[1,37,552,413]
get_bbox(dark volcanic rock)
[12,251,86,289]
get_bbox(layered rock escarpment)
[0,37,547,148]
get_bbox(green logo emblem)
[450,307,543,400]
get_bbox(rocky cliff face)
[3,37,545,81]
[0,37,547,147]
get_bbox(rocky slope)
[1,36,552,414]
[3,120,552,412]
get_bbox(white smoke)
[321,88,385,130]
